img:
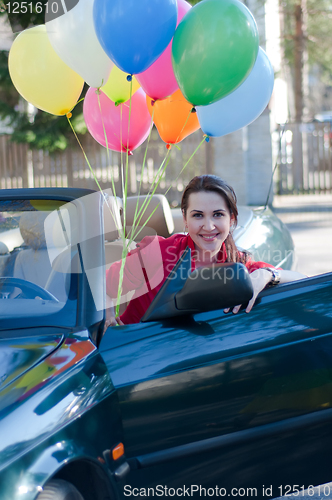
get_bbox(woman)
[105,175,305,327]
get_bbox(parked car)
[313,112,332,146]
[2,187,331,500]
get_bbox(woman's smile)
[183,190,234,264]
[199,232,220,241]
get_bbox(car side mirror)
[142,248,253,322]
[175,263,253,313]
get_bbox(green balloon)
[172,0,259,106]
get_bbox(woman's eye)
[193,213,202,218]
[214,212,223,217]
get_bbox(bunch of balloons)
[8,0,275,154]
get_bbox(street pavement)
[270,194,332,500]
[273,194,332,276]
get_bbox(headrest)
[19,211,48,250]
[124,194,174,239]
[0,241,9,255]
[103,196,123,241]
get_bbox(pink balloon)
[83,87,151,154]
[136,0,191,101]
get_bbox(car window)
[0,199,78,329]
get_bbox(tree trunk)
[294,2,304,122]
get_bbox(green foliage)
[280,0,332,83]
[3,0,45,32]
[0,42,87,152]
[306,0,332,85]
[0,5,87,153]
[0,0,330,150]
[10,100,87,152]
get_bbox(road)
[273,194,332,276]
[271,194,332,500]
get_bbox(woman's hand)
[103,295,124,334]
[223,267,307,315]
[224,268,272,315]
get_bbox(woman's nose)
[202,218,215,230]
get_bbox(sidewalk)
[272,194,332,276]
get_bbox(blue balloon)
[93,0,178,75]
[196,48,274,137]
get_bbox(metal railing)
[0,129,208,205]
[275,122,332,194]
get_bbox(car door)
[99,273,332,498]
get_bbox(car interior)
[0,192,255,309]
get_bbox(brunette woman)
[105,175,305,327]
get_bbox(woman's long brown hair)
[181,175,250,264]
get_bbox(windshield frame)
[0,187,104,333]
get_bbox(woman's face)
[183,190,235,262]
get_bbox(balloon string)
[67,113,124,243]
[96,92,124,239]
[127,105,155,244]
[173,107,194,147]
[129,147,172,240]
[66,97,85,116]
[122,79,133,234]
[131,151,172,242]
[96,91,117,198]
[66,115,104,194]
[68,104,127,319]
[132,103,195,223]
[114,79,133,317]
[164,135,207,198]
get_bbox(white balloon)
[196,47,274,138]
[46,0,114,88]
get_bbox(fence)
[0,129,208,206]
[275,122,332,194]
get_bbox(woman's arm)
[225,268,307,314]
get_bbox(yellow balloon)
[101,65,140,105]
[9,25,84,116]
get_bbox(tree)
[0,0,330,150]
[0,1,87,152]
[279,0,332,120]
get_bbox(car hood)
[0,332,64,406]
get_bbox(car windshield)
[0,199,77,329]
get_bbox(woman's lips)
[199,233,219,241]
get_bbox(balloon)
[93,0,178,75]
[8,25,84,116]
[196,48,274,137]
[45,0,113,88]
[172,0,259,106]
[84,88,151,153]
[146,89,199,145]
[136,0,191,101]
[101,66,140,105]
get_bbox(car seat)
[123,194,175,241]
[13,211,53,288]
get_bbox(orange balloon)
[146,89,200,145]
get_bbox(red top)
[106,233,274,324]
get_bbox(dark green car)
[1,187,331,500]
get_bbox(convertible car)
[1,187,331,500]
